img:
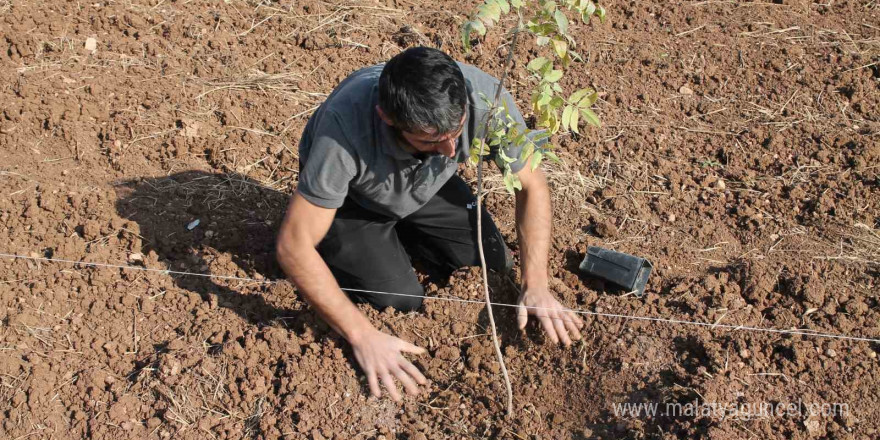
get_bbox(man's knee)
[381,290,424,312]
[349,276,425,312]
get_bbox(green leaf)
[551,38,568,59]
[568,49,583,62]
[536,108,550,126]
[536,92,552,107]
[471,19,486,36]
[560,52,572,69]
[483,2,501,22]
[502,172,516,193]
[569,88,590,104]
[584,1,596,16]
[530,151,544,171]
[471,137,490,156]
[553,10,569,35]
[561,105,573,133]
[536,35,550,46]
[522,137,535,159]
[510,0,524,8]
[569,105,580,133]
[499,147,517,163]
[545,150,561,163]
[461,22,472,51]
[580,107,601,127]
[496,0,510,14]
[578,91,598,108]
[549,96,564,108]
[544,69,563,82]
[543,1,557,14]
[527,56,550,72]
[596,5,606,22]
[503,172,522,194]
[532,130,552,143]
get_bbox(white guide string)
[1,252,877,344]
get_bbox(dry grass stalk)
[482,151,606,217]
[193,71,323,101]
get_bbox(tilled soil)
[1,0,878,439]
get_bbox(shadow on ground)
[114,170,292,325]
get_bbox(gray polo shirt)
[297,62,538,219]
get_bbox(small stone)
[128,253,143,263]
[678,85,694,95]
[715,179,726,190]
[594,219,618,238]
[869,351,876,359]
[825,348,837,358]
[84,37,97,52]
[666,213,676,223]
[739,349,751,359]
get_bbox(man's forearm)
[276,243,374,343]
[514,171,552,289]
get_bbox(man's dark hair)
[378,47,467,134]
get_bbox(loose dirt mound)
[1,0,878,439]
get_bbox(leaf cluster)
[462,1,607,193]
[469,93,560,193]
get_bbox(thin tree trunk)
[474,25,521,416]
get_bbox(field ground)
[1,0,879,439]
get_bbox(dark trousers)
[317,174,512,312]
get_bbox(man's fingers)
[399,358,427,385]
[398,340,426,355]
[552,311,572,346]
[537,315,559,344]
[391,366,420,396]
[517,304,528,330]
[366,370,381,398]
[380,370,401,402]
[563,311,582,341]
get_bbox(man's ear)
[375,105,394,127]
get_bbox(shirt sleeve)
[296,112,357,209]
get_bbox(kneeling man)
[276,47,583,401]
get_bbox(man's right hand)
[277,193,428,402]
[350,328,427,402]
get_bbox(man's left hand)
[516,287,584,346]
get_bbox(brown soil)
[1,0,879,439]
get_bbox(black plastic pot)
[579,246,653,297]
